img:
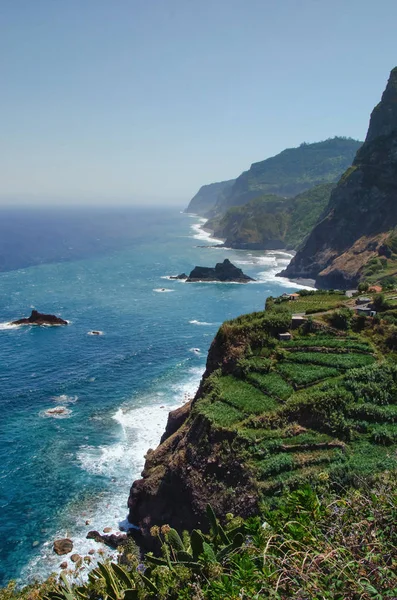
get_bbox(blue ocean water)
[0,207,309,585]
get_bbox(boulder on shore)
[186,259,255,283]
[53,538,73,555]
[12,309,68,326]
[86,530,128,548]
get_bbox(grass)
[276,362,340,387]
[280,336,373,353]
[284,351,375,370]
[198,398,243,427]
[245,371,293,400]
[217,375,278,414]
[280,292,346,314]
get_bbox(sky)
[1,0,397,206]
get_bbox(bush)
[327,307,353,330]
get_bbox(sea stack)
[12,309,68,326]
[184,259,255,283]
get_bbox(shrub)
[327,307,353,330]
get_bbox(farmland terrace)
[129,289,397,536]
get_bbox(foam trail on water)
[0,322,19,331]
[190,220,224,244]
[22,366,204,583]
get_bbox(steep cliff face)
[281,67,397,288]
[184,179,235,216]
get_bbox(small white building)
[278,332,292,341]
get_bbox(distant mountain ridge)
[185,137,362,218]
[184,179,235,216]
[281,67,397,288]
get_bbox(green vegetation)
[210,183,335,250]
[4,474,396,599]
[276,362,340,387]
[246,371,293,400]
[270,289,346,314]
[216,137,362,211]
[284,350,375,369]
[194,291,396,498]
[217,375,278,414]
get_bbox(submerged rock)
[12,309,68,326]
[186,259,255,283]
[53,538,73,555]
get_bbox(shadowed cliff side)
[281,67,397,289]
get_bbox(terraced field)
[195,310,397,500]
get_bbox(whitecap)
[87,330,104,336]
[189,347,201,354]
[0,322,20,331]
[153,288,174,293]
[23,366,205,584]
[52,395,78,404]
[190,221,224,244]
[189,319,213,326]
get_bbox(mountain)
[281,67,397,289]
[209,183,334,250]
[184,179,235,216]
[212,137,362,215]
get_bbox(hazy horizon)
[1,0,397,206]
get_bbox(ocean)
[0,206,311,586]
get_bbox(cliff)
[128,291,397,538]
[184,179,235,216]
[281,67,397,288]
[208,184,334,250]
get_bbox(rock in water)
[70,554,81,563]
[53,538,73,555]
[186,259,255,282]
[12,309,68,326]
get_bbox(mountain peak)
[366,66,397,142]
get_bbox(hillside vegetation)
[184,137,361,218]
[208,183,334,250]
[212,137,361,214]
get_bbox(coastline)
[2,209,317,586]
[189,214,316,291]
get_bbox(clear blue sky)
[1,0,396,205]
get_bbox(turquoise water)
[0,207,308,585]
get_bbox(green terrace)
[193,293,397,502]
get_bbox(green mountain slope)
[209,183,334,250]
[214,137,361,214]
